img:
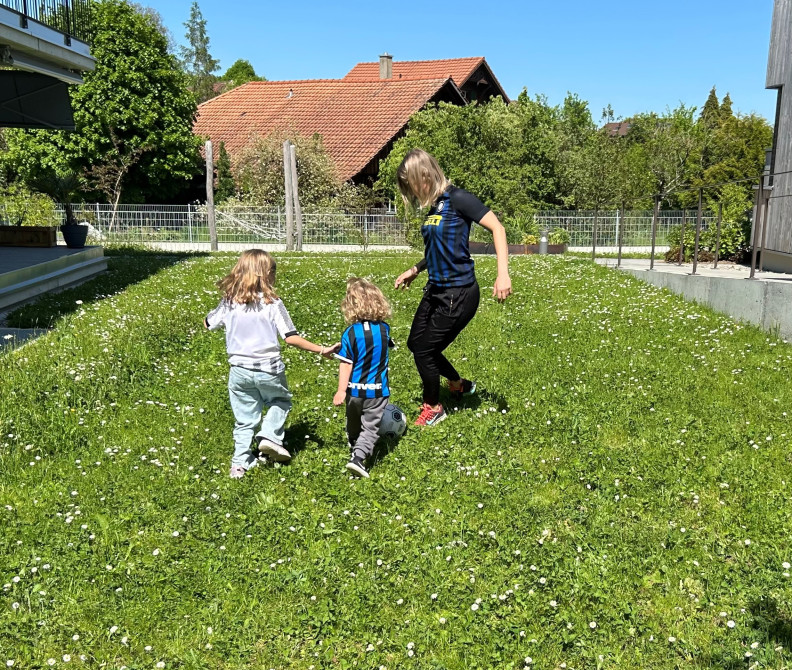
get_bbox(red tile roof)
[194,78,461,180]
[344,57,486,85]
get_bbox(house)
[343,55,508,104]
[193,55,505,183]
[0,0,94,129]
[603,121,632,137]
[763,0,792,273]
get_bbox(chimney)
[379,53,392,79]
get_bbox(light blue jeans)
[227,366,292,469]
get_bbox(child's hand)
[333,391,346,406]
[322,342,341,358]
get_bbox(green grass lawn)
[1,251,791,669]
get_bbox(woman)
[394,149,511,426]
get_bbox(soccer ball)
[378,403,407,439]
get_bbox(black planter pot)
[60,224,88,249]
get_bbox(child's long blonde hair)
[397,148,450,212]
[341,277,391,325]
[218,249,278,305]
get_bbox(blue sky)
[155,0,778,123]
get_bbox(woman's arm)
[333,362,353,405]
[395,257,426,290]
[477,211,512,302]
[284,335,340,358]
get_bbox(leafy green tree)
[379,93,562,240]
[2,0,201,203]
[180,1,219,103]
[220,59,264,90]
[626,105,705,206]
[232,131,342,207]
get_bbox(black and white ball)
[378,403,407,439]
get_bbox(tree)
[220,59,264,90]
[379,93,562,230]
[1,0,202,204]
[627,105,705,206]
[180,1,219,103]
[720,93,734,122]
[233,131,342,207]
[214,142,236,203]
[701,86,720,127]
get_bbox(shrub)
[0,183,57,226]
[549,228,571,245]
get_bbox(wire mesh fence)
[534,210,714,247]
[11,204,715,250]
[58,204,410,247]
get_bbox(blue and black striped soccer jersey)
[337,321,394,398]
[421,185,491,287]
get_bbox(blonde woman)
[394,149,511,426]
[333,278,395,478]
[205,249,340,478]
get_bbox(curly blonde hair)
[218,249,278,305]
[341,277,391,325]
[397,148,451,212]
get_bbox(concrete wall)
[622,268,792,341]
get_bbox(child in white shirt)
[205,249,339,478]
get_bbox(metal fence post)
[713,202,722,269]
[749,177,764,279]
[591,209,598,261]
[187,204,193,243]
[617,202,625,267]
[678,210,686,265]
[692,188,703,275]
[759,188,771,273]
[649,196,659,270]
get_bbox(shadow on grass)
[283,419,326,459]
[443,385,508,414]
[748,596,792,649]
[3,247,209,329]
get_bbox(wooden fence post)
[283,140,294,251]
[289,143,303,251]
[205,140,217,252]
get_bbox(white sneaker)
[258,438,291,462]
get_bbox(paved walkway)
[596,258,792,283]
[0,327,48,350]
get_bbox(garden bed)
[0,225,57,247]
[470,241,567,255]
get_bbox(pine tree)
[180,1,219,103]
[720,93,734,121]
[701,86,720,127]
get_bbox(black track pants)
[407,282,480,406]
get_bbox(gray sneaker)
[345,455,369,478]
[258,438,291,462]
[229,466,246,479]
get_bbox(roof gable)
[344,57,485,84]
[194,78,465,181]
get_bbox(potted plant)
[33,171,88,249]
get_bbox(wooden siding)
[767,0,790,88]
[765,0,792,257]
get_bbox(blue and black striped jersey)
[337,321,393,398]
[421,186,490,287]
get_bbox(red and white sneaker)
[414,403,447,427]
